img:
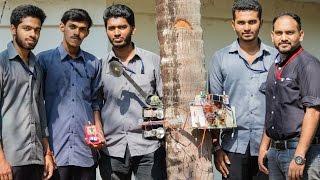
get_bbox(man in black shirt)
[258,12,320,180]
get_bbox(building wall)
[0,1,319,179]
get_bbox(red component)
[84,125,100,145]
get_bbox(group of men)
[0,0,319,180]
[209,0,320,180]
[0,4,164,180]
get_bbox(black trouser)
[12,165,44,180]
[51,165,96,180]
[222,146,268,180]
[99,146,166,180]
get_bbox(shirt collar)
[7,41,36,64]
[228,38,271,57]
[58,43,85,61]
[107,43,142,63]
[275,46,303,65]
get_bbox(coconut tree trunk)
[155,0,213,179]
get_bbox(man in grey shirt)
[207,0,277,180]
[0,5,54,180]
[98,4,165,180]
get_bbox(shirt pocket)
[277,76,299,103]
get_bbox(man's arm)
[91,110,105,149]
[41,137,54,180]
[36,63,54,180]
[288,107,320,180]
[258,130,271,174]
[207,52,231,178]
[0,144,13,180]
[0,57,12,180]
[288,59,320,180]
[88,59,105,149]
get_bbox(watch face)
[294,156,305,165]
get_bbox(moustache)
[279,42,291,45]
[70,36,81,40]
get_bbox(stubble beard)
[15,32,37,50]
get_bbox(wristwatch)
[294,155,306,165]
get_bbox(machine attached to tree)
[109,60,165,139]
[109,61,237,140]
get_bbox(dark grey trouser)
[222,146,268,180]
[12,164,44,180]
[99,146,166,180]
[51,165,96,180]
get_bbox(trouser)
[222,146,268,180]
[267,144,320,180]
[51,165,96,180]
[99,146,166,180]
[12,164,44,180]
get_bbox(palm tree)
[155,0,213,179]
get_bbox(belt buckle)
[275,140,287,150]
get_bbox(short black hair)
[272,12,302,31]
[232,0,262,20]
[10,4,46,27]
[103,4,135,27]
[61,8,93,28]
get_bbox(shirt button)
[251,94,254,97]
[273,96,276,99]
[250,112,253,114]
[70,146,73,148]
[274,81,277,85]
[72,99,75,102]
[271,111,274,114]
[272,126,275,129]
[72,83,75,86]
[72,115,74,118]
[278,67,282,70]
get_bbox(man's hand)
[288,159,305,180]
[258,149,269,175]
[213,149,230,178]
[43,154,54,180]
[86,125,106,150]
[0,158,12,180]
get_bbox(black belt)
[270,137,320,150]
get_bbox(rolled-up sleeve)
[91,58,102,111]
[300,59,320,107]
[207,53,223,95]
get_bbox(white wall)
[0,0,161,58]
[0,1,319,179]
[1,0,319,61]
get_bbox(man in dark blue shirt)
[37,9,104,180]
[258,13,320,180]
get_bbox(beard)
[15,32,37,50]
[109,34,132,49]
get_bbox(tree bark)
[155,0,213,179]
